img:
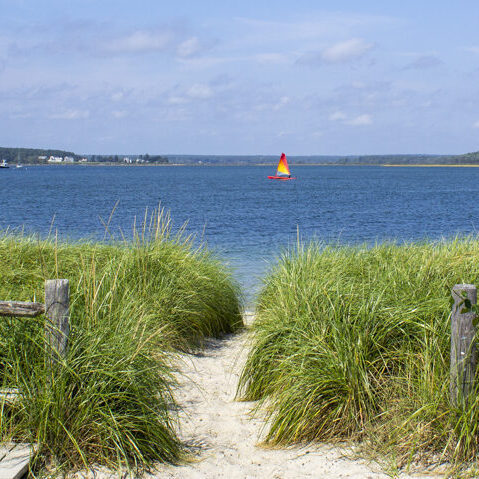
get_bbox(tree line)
[0,147,168,164]
[89,154,168,163]
[0,147,79,164]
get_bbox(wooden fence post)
[450,284,477,406]
[44,279,70,365]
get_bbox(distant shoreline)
[381,164,479,168]
[4,146,479,167]
[10,162,479,168]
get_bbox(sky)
[1,0,479,156]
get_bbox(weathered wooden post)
[44,279,70,365]
[450,284,477,406]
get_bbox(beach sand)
[151,312,442,479]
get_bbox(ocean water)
[2,164,479,303]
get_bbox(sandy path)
[154,313,440,479]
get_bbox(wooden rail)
[0,301,44,317]
[0,279,70,362]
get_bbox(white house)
[48,156,63,163]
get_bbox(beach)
[149,313,441,479]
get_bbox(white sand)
[153,313,442,479]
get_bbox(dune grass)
[238,238,479,472]
[0,210,243,474]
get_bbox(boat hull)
[268,176,295,180]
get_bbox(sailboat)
[268,153,295,180]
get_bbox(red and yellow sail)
[276,153,290,177]
[268,153,295,180]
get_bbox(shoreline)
[9,162,479,168]
[381,163,479,167]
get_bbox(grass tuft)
[0,209,243,474]
[238,238,479,471]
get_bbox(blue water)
[1,165,479,303]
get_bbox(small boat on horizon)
[268,153,295,180]
[0,159,9,169]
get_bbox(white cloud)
[297,38,374,66]
[473,120,479,128]
[103,31,215,61]
[112,110,127,119]
[48,109,90,120]
[236,14,396,46]
[175,55,230,69]
[403,55,443,70]
[329,111,347,121]
[168,96,188,105]
[351,81,366,89]
[111,91,125,102]
[273,96,290,110]
[255,53,289,64]
[329,111,372,126]
[177,37,201,58]
[10,111,33,119]
[321,38,374,63]
[104,30,172,54]
[166,83,215,104]
[187,83,213,99]
[346,114,372,126]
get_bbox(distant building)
[48,156,63,163]
[64,156,75,163]
[38,155,47,160]
[79,158,88,163]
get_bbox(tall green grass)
[238,238,479,471]
[0,210,243,474]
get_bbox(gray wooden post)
[450,284,477,406]
[44,279,70,364]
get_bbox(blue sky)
[1,0,479,155]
